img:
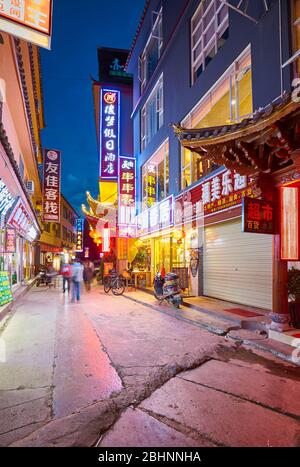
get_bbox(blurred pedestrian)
[71,259,84,303]
[60,262,72,293]
[83,260,94,292]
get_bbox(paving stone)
[100,407,216,447]
[140,377,300,447]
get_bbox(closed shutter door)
[204,219,272,310]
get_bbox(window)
[182,46,252,188]
[139,8,163,92]
[191,0,229,83]
[284,0,300,77]
[141,75,163,150]
[142,139,169,210]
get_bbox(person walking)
[83,260,94,292]
[60,262,72,293]
[71,259,84,303]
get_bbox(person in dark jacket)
[83,260,94,292]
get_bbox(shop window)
[182,46,252,188]
[138,8,163,92]
[142,139,169,209]
[288,0,300,77]
[141,74,163,150]
[191,0,229,84]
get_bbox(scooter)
[36,267,53,287]
[154,272,182,309]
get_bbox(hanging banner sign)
[0,271,13,306]
[76,218,84,252]
[42,149,61,223]
[118,156,136,237]
[242,197,275,234]
[99,88,120,180]
[5,228,16,253]
[0,0,53,49]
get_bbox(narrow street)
[1,283,300,448]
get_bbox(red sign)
[8,198,31,237]
[5,228,16,253]
[100,88,120,180]
[175,168,252,225]
[242,197,275,234]
[42,149,61,223]
[118,156,136,237]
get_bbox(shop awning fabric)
[173,94,300,178]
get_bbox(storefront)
[174,167,273,308]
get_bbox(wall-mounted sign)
[8,198,32,238]
[100,88,120,180]
[281,187,299,260]
[147,164,157,208]
[76,218,84,252]
[0,271,13,306]
[118,156,136,237]
[175,168,252,226]
[5,228,16,253]
[0,0,53,49]
[0,178,15,222]
[189,248,200,278]
[42,149,61,223]
[242,197,275,235]
[137,195,174,236]
[84,247,89,259]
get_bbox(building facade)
[126,0,300,317]
[0,31,44,300]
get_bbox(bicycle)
[103,273,125,296]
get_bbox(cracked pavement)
[0,284,300,447]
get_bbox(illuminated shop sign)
[147,164,157,207]
[0,178,15,220]
[100,88,120,180]
[5,228,16,253]
[84,247,89,258]
[42,149,61,223]
[118,156,136,237]
[0,0,53,49]
[175,168,252,226]
[76,218,84,252]
[242,197,275,235]
[281,187,299,260]
[7,198,38,241]
[103,227,110,252]
[137,195,174,236]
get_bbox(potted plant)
[288,267,300,327]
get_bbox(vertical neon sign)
[99,88,120,180]
[118,156,136,237]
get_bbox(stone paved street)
[0,283,300,447]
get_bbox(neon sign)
[100,88,120,180]
[118,156,136,237]
[76,218,84,252]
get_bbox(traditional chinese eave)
[173,95,300,177]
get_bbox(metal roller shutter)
[204,219,272,310]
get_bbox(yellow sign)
[0,0,52,49]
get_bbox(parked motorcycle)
[154,272,182,308]
[36,266,54,287]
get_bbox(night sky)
[40,0,145,214]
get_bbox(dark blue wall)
[127,0,293,206]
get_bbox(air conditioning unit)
[26,180,34,194]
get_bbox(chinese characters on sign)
[76,219,84,252]
[0,271,13,306]
[137,195,174,236]
[147,165,157,207]
[118,156,136,237]
[0,0,52,49]
[42,149,61,223]
[242,197,275,234]
[8,198,31,237]
[100,89,120,180]
[5,228,16,253]
[0,178,15,224]
[175,168,252,227]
